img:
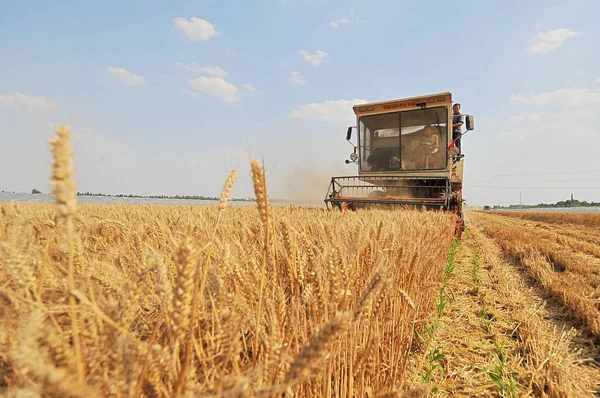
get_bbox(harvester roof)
[353,92,452,117]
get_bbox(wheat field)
[0,126,458,397]
[2,125,600,397]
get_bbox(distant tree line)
[3,190,303,203]
[493,198,600,210]
[75,191,252,202]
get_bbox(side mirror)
[466,115,474,131]
[346,127,353,141]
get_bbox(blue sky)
[1,0,599,206]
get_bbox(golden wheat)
[0,130,459,398]
[17,124,600,396]
[0,202,458,397]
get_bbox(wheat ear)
[251,160,269,244]
[50,124,77,219]
[219,169,237,210]
[283,312,351,387]
[171,240,196,342]
[49,124,85,382]
[353,271,386,321]
[251,159,270,363]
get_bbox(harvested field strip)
[552,233,600,260]
[403,212,600,397]
[534,226,600,248]
[412,231,525,397]
[465,220,600,397]
[405,240,459,394]
[495,210,600,228]
[526,219,600,244]
[472,212,600,337]
[489,212,600,257]
[474,212,600,281]
[521,222,600,259]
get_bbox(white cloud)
[330,17,350,29]
[0,92,59,112]
[289,72,307,85]
[330,9,365,28]
[290,98,367,123]
[177,63,228,77]
[504,86,600,140]
[526,28,580,55]
[107,67,146,87]
[180,89,203,98]
[187,76,239,102]
[509,88,600,107]
[242,84,263,95]
[298,50,328,66]
[596,78,600,85]
[173,16,220,41]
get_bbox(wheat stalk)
[251,159,271,364]
[49,124,85,383]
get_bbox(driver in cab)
[418,125,439,168]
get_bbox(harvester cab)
[324,92,475,236]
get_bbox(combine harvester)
[324,92,474,237]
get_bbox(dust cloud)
[273,165,420,207]
[276,164,346,207]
